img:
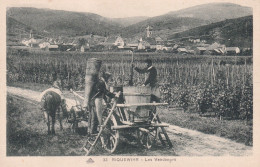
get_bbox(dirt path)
[7,86,252,156]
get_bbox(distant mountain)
[7,7,122,37]
[166,3,252,23]
[109,16,149,27]
[120,3,252,38]
[169,15,253,48]
[6,3,253,39]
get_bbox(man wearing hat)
[87,70,116,135]
[133,58,160,103]
[133,58,157,88]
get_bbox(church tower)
[146,25,153,38]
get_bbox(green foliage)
[7,50,253,120]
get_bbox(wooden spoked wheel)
[100,108,120,153]
[137,127,158,149]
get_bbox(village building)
[62,38,77,46]
[162,46,173,52]
[189,37,201,43]
[39,42,50,49]
[155,36,163,43]
[187,49,195,54]
[125,37,139,50]
[100,42,115,50]
[101,36,124,49]
[59,44,74,51]
[21,39,30,46]
[142,26,165,50]
[137,38,150,50]
[162,42,173,52]
[201,40,207,43]
[80,43,90,52]
[114,36,125,48]
[206,42,226,55]
[212,48,224,55]
[47,44,59,51]
[21,37,42,48]
[127,43,138,50]
[173,44,179,49]
[145,38,157,49]
[155,39,164,50]
[29,38,42,48]
[177,48,188,54]
[225,47,240,55]
[195,47,207,55]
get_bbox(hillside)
[110,16,149,27]
[120,3,252,38]
[166,3,252,23]
[6,16,44,45]
[6,3,252,39]
[169,15,253,48]
[7,7,122,37]
[7,16,32,35]
[121,16,207,38]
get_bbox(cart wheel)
[101,113,120,153]
[137,127,158,149]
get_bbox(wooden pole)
[129,51,134,86]
[226,66,229,88]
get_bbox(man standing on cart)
[133,58,160,102]
[133,58,157,88]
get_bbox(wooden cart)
[68,88,173,155]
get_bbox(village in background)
[14,26,250,56]
[6,3,253,56]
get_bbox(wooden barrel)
[82,58,102,108]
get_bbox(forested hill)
[120,3,252,38]
[7,7,122,37]
[169,15,253,48]
[6,3,252,40]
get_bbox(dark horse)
[40,90,67,134]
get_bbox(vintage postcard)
[1,0,260,166]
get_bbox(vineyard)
[7,49,253,120]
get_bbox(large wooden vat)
[123,86,151,104]
[123,86,152,123]
[82,58,102,108]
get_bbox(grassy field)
[158,107,252,146]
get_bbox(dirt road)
[7,86,252,156]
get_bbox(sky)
[5,0,255,18]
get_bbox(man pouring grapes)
[132,58,160,102]
[132,58,157,88]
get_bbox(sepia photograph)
[1,0,260,166]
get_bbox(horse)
[40,89,67,134]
